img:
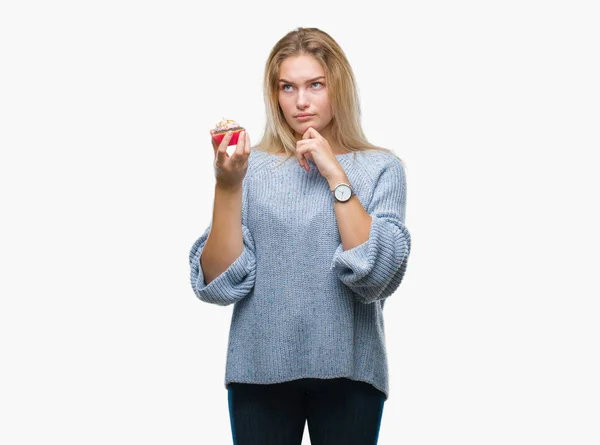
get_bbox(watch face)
[334,184,351,202]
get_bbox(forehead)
[279,55,325,81]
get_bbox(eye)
[281,84,293,92]
[312,82,324,88]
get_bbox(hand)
[296,127,345,181]
[210,129,251,191]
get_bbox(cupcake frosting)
[214,118,242,133]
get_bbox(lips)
[295,114,314,119]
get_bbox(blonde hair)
[253,27,405,169]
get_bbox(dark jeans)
[227,377,385,445]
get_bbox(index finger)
[216,131,233,163]
[296,148,309,172]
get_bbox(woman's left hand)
[296,127,345,181]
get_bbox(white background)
[1,0,599,444]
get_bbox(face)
[277,54,334,141]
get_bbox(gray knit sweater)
[188,148,411,400]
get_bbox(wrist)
[327,172,349,189]
[215,182,242,194]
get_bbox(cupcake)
[211,118,244,146]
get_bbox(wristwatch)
[331,182,353,203]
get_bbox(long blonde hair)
[254,27,404,169]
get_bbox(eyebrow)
[278,76,325,85]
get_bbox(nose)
[296,90,309,110]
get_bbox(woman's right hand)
[210,129,251,191]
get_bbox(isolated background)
[1,0,599,444]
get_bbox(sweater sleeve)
[330,158,411,304]
[188,222,256,306]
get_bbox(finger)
[216,131,233,163]
[296,148,308,171]
[296,140,311,170]
[302,127,315,140]
[218,130,233,152]
[245,131,251,155]
[296,149,303,169]
[234,130,245,159]
[210,129,218,151]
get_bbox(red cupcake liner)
[212,128,244,146]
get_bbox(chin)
[300,121,319,131]
[287,119,320,136]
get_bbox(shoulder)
[345,150,406,187]
[352,151,408,213]
[242,149,276,185]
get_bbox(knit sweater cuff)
[330,215,411,304]
[190,225,257,306]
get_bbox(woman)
[189,27,411,445]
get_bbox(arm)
[327,174,373,252]
[189,183,256,306]
[330,159,411,304]
[201,185,243,284]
